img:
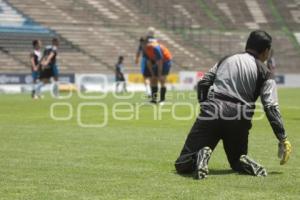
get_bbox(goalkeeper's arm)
[197,64,218,102]
[260,79,291,164]
[197,55,231,102]
[260,79,287,141]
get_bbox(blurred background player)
[40,38,60,98]
[30,39,42,99]
[136,37,151,98]
[267,49,276,75]
[115,56,127,93]
[135,27,156,98]
[143,38,172,104]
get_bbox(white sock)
[35,81,44,96]
[145,85,151,96]
[52,82,59,97]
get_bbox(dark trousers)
[175,111,252,173]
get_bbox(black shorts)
[39,64,59,79]
[116,73,125,82]
[39,67,53,79]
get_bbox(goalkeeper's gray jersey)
[210,53,277,108]
[212,53,258,104]
[200,52,286,141]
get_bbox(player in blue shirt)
[40,38,60,97]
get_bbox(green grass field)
[0,89,299,200]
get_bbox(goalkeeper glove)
[278,139,292,165]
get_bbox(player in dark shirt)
[30,39,42,99]
[115,56,127,93]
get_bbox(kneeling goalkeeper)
[175,30,292,179]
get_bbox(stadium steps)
[6,0,215,72]
[4,0,112,73]
[122,0,216,70]
[7,0,134,72]
[0,50,28,72]
[273,0,300,32]
[3,0,300,74]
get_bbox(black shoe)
[195,147,212,180]
[31,90,35,98]
[239,155,267,177]
[149,100,157,104]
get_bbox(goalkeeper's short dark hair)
[32,40,39,47]
[246,30,272,54]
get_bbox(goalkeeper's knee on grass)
[175,153,196,174]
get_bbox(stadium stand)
[0,50,26,72]
[3,0,214,73]
[128,0,300,73]
[1,0,300,73]
[0,0,110,73]
[273,0,300,31]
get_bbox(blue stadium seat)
[0,0,50,34]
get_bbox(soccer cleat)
[239,155,267,177]
[31,90,36,98]
[195,147,212,180]
[149,100,157,104]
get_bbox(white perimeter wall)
[0,72,300,94]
